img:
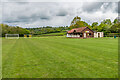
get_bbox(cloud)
[2,2,118,28]
[82,2,118,13]
[0,4,2,23]
[82,2,104,13]
[56,9,68,16]
[2,0,119,2]
[118,1,120,14]
[2,0,28,2]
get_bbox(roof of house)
[68,27,90,33]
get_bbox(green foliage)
[1,24,30,37]
[113,19,119,24]
[69,16,91,29]
[105,33,119,37]
[101,19,112,25]
[27,26,69,35]
[92,22,98,31]
[109,23,120,33]
[71,16,81,25]
[92,19,114,34]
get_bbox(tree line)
[1,24,30,37]
[26,26,69,35]
[0,16,120,37]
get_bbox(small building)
[94,32,104,38]
[67,27,103,38]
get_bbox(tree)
[102,19,112,25]
[71,16,81,25]
[1,24,30,37]
[92,22,98,28]
[92,22,98,31]
[109,22,120,33]
[97,19,112,34]
[113,19,118,24]
[69,16,91,29]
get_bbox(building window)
[80,33,83,37]
[74,30,76,32]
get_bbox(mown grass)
[2,37,118,78]
[0,38,2,79]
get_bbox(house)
[67,27,103,38]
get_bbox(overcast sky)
[1,0,119,28]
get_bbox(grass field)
[2,37,118,78]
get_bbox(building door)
[86,33,93,38]
[80,33,83,37]
[86,33,89,38]
[98,33,100,37]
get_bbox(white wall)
[67,34,80,37]
[84,33,86,38]
[66,34,71,37]
[94,32,104,38]
[67,32,104,38]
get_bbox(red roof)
[67,27,88,33]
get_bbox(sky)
[0,0,119,28]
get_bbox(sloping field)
[2,37,118,78]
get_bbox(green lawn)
[2,37,118,78]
